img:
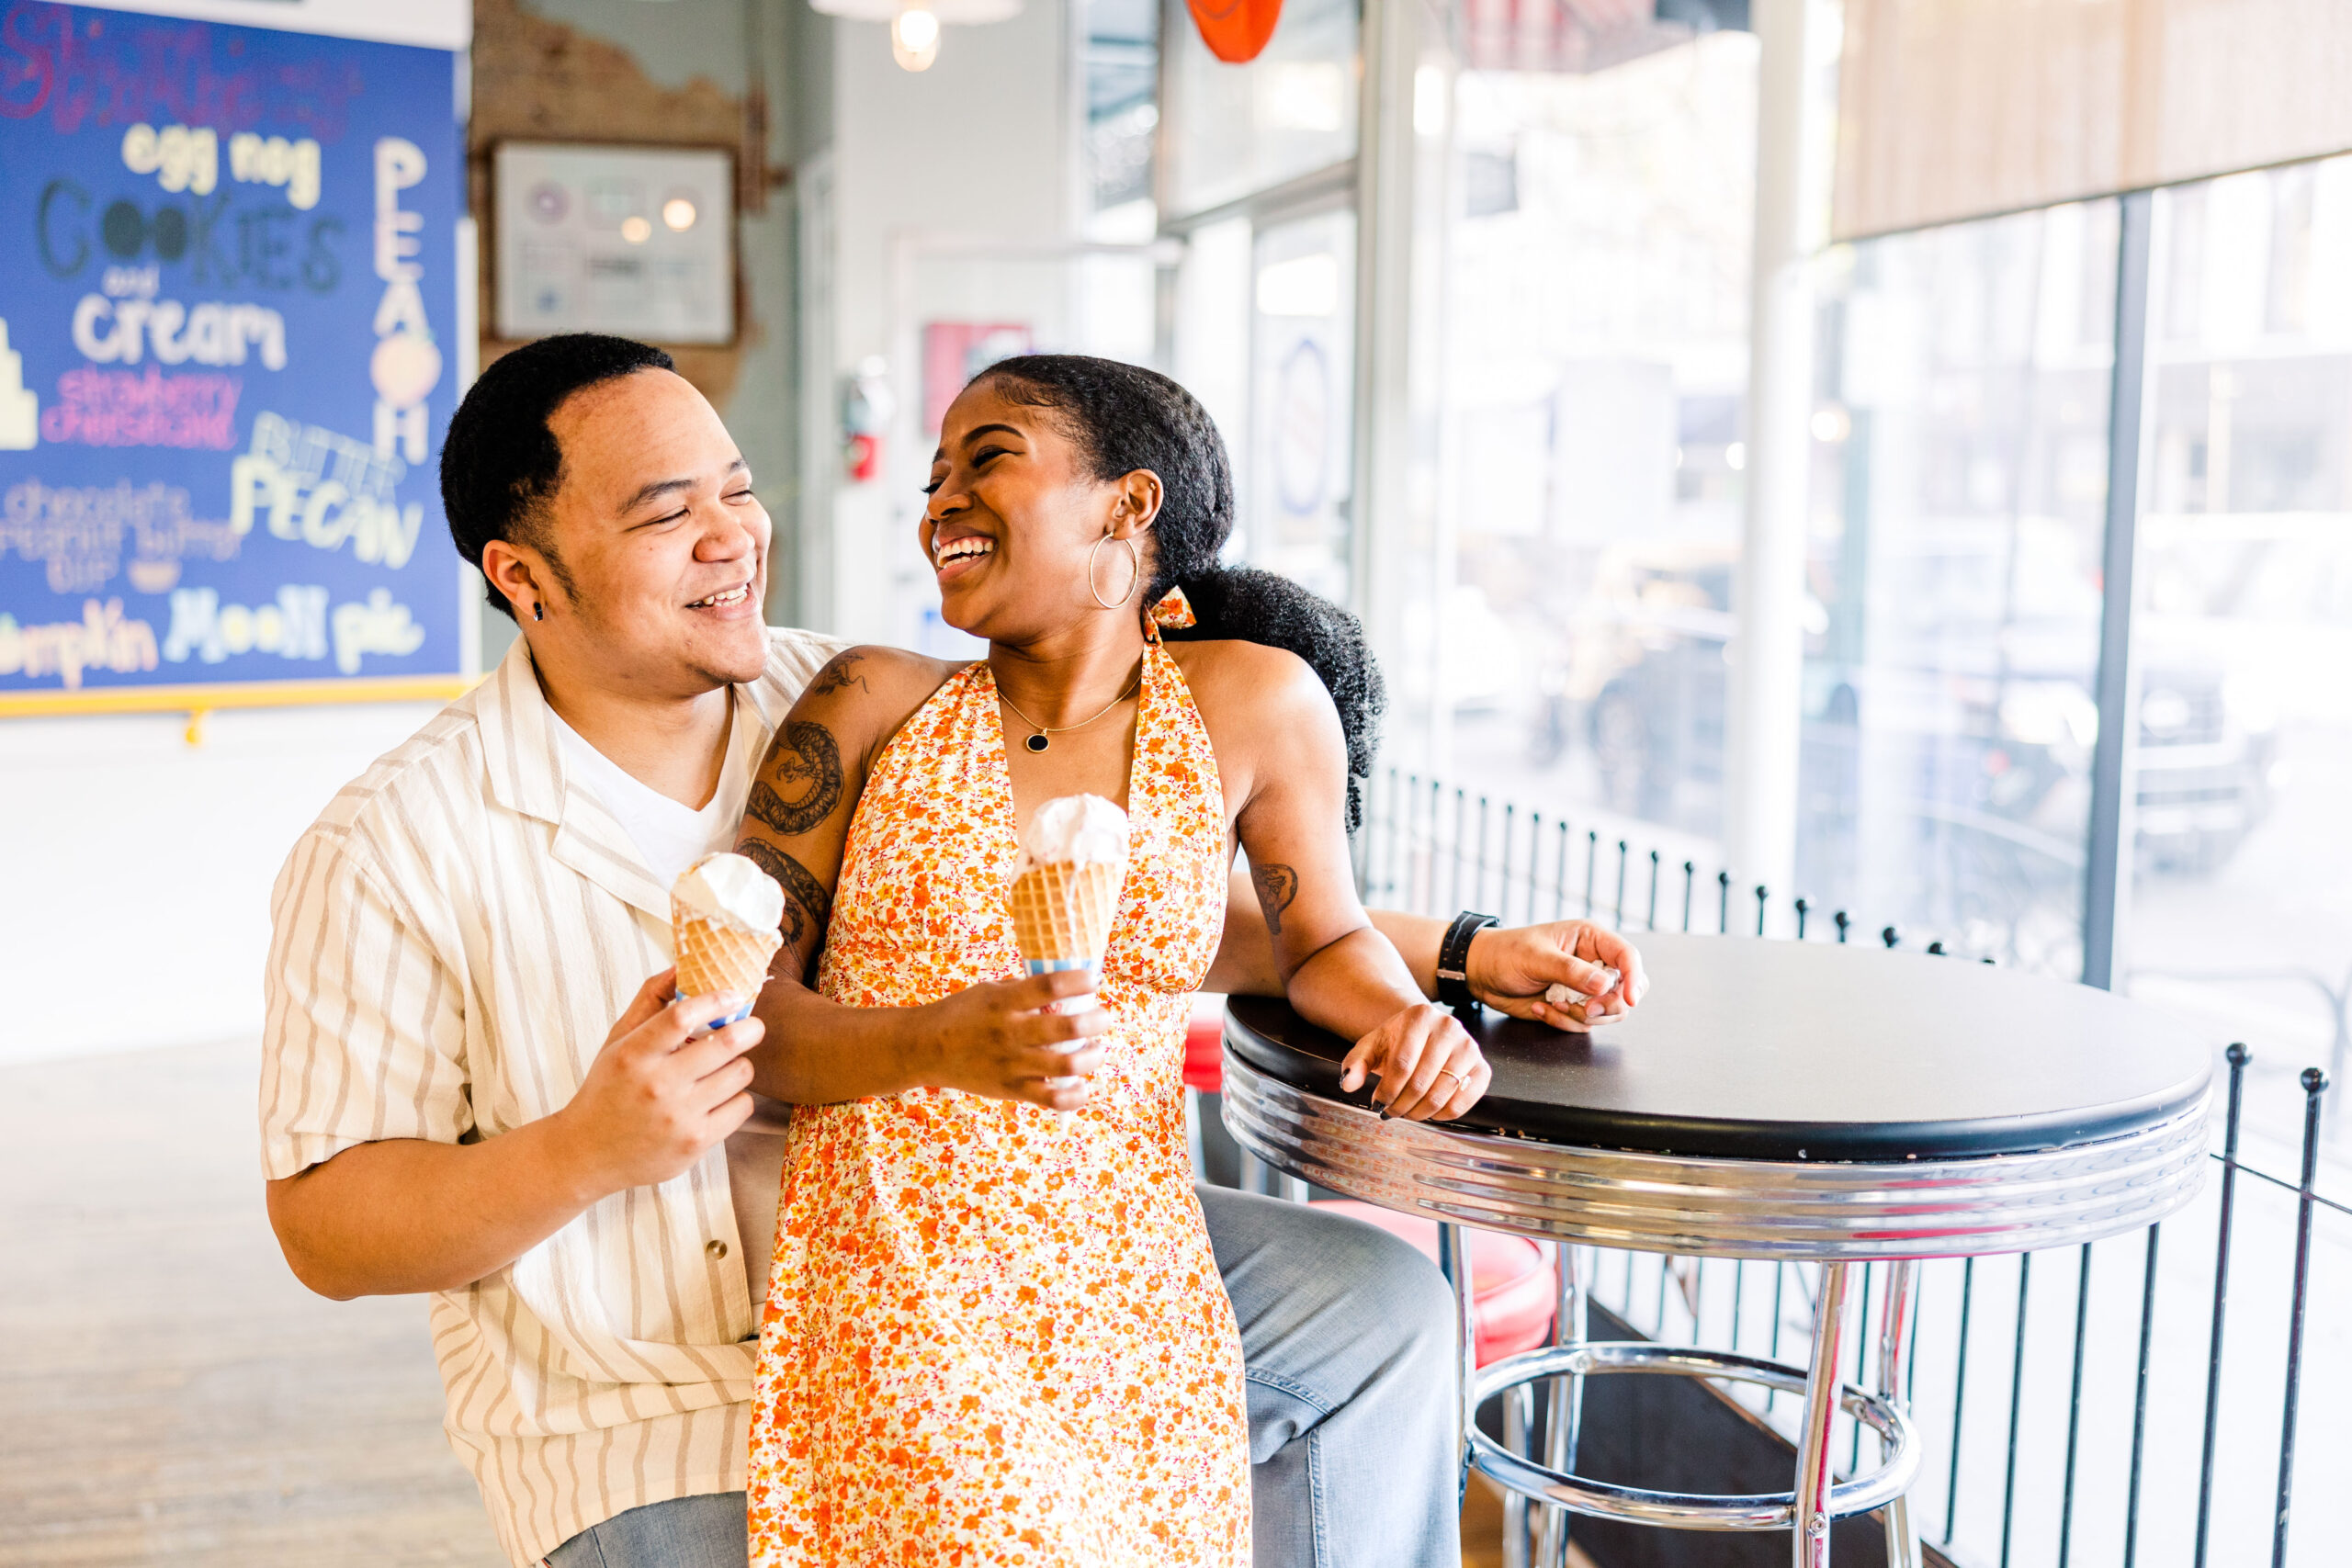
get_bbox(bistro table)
[1219,932,2213,1568]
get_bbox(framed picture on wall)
[492,142,736,345]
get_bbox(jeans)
[545,1491,747,1567]
[1198,1184,1463,1568]
[546,1187,1461,1568]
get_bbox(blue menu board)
[0,1,468,709]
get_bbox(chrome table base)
[1221,1053,2209,1567]
[1449,1246,1920,1568]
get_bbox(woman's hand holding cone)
[916,970,1114,1110]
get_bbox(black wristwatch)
[1436,910,1498,1017]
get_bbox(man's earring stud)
[533,602,544,622]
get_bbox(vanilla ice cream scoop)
[671,852,786,1034]
[1014,793,1129,875]
[673,851,786,934]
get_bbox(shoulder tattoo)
[737,838,833,951]
[807,650,871,698]
[1251,863,1299,936]
[748,719,843,839]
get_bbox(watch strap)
[1436,910,1498,1016]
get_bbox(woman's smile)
[933,531,998,584]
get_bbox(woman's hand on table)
[1339,1002,1490,1122]
[1467,920,1649,1032]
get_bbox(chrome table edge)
[1220,1053,2211,1261]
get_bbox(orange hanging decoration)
[1187,0,1282,63]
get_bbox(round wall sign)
[1272,336,1329,517]
[1187,0,1282,63]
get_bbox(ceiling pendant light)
[808,0,1021,74]
[891,3,940,70]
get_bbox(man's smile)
[685,582,756,611]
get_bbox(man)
[260,333,1646,1568]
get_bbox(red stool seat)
[1183,994,1225,1095]
[1312,1200,1557,1368]
[1190,998,1557,1365]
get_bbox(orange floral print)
[745,643,1250,1567]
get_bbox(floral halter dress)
[744,640,1250,1568]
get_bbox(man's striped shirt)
[259,627,840,1566]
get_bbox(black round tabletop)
[1224,932,2214,1161]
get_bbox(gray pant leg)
[1199,1184,1462,1568]
[545,1491,749,1568]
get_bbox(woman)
[735,356,1496,1566]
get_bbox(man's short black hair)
[440,333,676,618]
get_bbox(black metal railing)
[1351,766,2346,1568]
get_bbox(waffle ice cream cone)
[1009,858,1124,974]
[670,852,786,1030]
[1009,796,1130,1097]
[1008,794,1131,979]
[673,897,785,1013]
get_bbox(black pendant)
[1025,732,1051,753]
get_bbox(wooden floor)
[0,1037,1572,1567]
[0,1040,500,1567]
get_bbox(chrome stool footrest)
[1469,1342,1921,1532]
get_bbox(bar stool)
[1313,1199,1559,1366]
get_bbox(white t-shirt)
[550,694,788,1314]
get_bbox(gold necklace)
[997,667,1143,753]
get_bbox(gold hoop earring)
[1088,533,1140,611]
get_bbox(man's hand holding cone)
[672,852,786,1032]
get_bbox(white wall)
[0,703,442,1065]
[823,6,1075,647]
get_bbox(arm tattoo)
[748,720,843,838]
[807,650,871,698]
[1251,863,1299,937]
[737,838,833,952]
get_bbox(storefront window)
[1161,0,1360,217]
[1427,36,1758,850]
[2122,161,2352,1122]
[1800,201,2119,975]
[1084,0,1159,233]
